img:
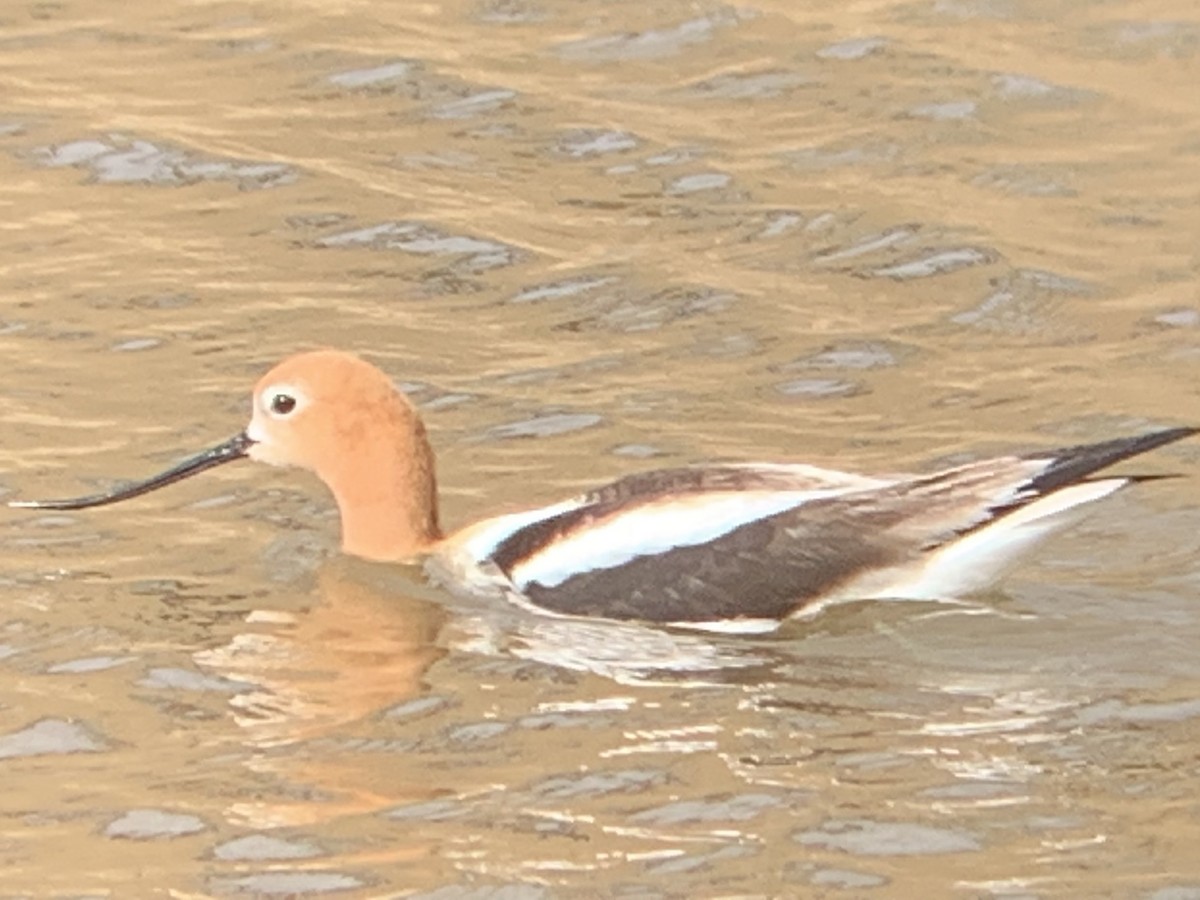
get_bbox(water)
[1,0,1200,895]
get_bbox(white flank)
[512,490,836,589]
[853,477,1130,601]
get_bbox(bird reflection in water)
[193,555,778,831]
[195,558,448,829]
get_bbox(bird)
[9,349,1194,632]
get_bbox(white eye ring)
[260,383,308,419]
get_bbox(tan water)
[1,0,1200,896]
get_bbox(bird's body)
[11,350,1193,630]
[426,434,1180,630]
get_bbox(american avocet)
[10,350,1194,631]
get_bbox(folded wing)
[480,429,1193,625]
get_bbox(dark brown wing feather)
[520,498,907,621]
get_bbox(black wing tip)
[1027,426,1197,495]
[1119,425,1200,451]
[1036,426,1198,464]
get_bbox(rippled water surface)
[2,0,1200,896]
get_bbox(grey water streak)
[0,0,1199,896]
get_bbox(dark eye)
[270,393,297,415]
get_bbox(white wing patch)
[456,498,587,561]
[511,489,841,589]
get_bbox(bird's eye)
[270,393,297,415]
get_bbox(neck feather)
[327,408,442,562]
